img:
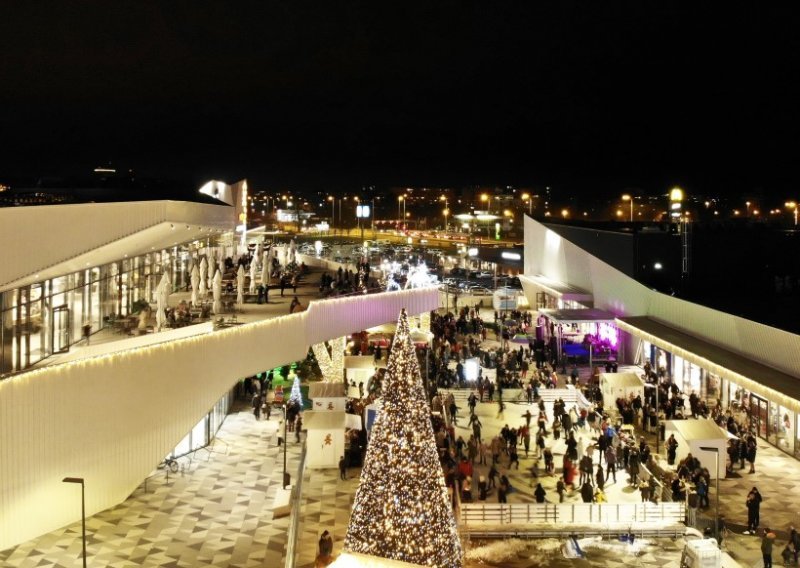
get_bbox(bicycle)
[159,456,179,473]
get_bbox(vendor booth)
[304,411,347,469]
[492,287,520,311]
[364,400,382,435]
[345,356,377,386]
[600,372,645,405]
[308,382,347,412]
[539,308,619,364]
[664,418,732,479]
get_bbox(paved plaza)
[0,408,300,568]
[4,299,800,568]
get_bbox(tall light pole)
[397,196,404,230]
[480,193,490,213]
[622,194,633,222]
[328,196,335,232]
[440,196,449,232]
[522,193,532,215]
[699,446,720,544]
[786,201,798,226]
[62,477,87,568]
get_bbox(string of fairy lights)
[312,337,346,382]
[343,309,462,567]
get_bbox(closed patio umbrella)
[237,265,245,306]
[212,270,222,315]
[249,258,257,294]
[199,257,208,299]
[261,251,270,288]
[156,272,170,331]
[191,264,200,307]
[206,252,215,291]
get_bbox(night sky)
[2,2,798,197]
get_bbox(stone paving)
[0,407,300,568]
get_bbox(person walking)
[318,530,334,565]
[595,464,605,491]
[789,526,800,565]
[605,446,617,483]
[339,455,347,480]
[747,437,758,473]
[666,433,678,465]
[761,528,776,568]
[534,482,547,503]
[556,477,566,503]
[745,487,763,534]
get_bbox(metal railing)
[460,501,685,528]
[284,443,308,568]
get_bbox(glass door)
[51,305,70,353]
[749,394,768,439]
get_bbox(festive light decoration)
[289,374,303,407]
[344,309,462,568]
[404,261,436,289]
[419,311,431,334]
[312,336,346,382]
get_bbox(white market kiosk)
[308,382,347,412]
[345,356,376,389]
[664,418,731,480]
[600,372,645,405]
[304,410,363,469]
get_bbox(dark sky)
[1,2,798,197]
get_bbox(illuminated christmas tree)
[343,309,462,567]
[288,374,303,407]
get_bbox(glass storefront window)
[770,404,795,454]
[191,416,209,451]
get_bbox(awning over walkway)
[617,316,800,414]
[541,308,617,324]
[521,275,594,303]
[669,418,731,441]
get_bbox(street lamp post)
[622,194,633,222]
[786,201,798,226]
[440,196,449,232]
[328,196,335,232]
[62,477,87,568]
[522,193,533,216]
[699,446,720,544]
[282,405,290,489]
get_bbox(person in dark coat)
[745,487,763,534]
[580,480,594,503]
[595,464,605,491]
[534,483,547,503]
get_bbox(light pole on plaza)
[786,201,798,226]
[62,477,87,568]
[521,193,533,216]
[328,196,335,231]
[282,404,290,489]
[398,196,406,230]
[699,446,720,544]
[480,193,490,213]
[622,194,634,222]
[440,195,449,232]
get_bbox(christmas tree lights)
[289,374,303,407]
[344,309,462,567]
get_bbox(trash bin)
[283,472,291,488]
[659,423,666,441]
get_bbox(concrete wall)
[0,287,438,551]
